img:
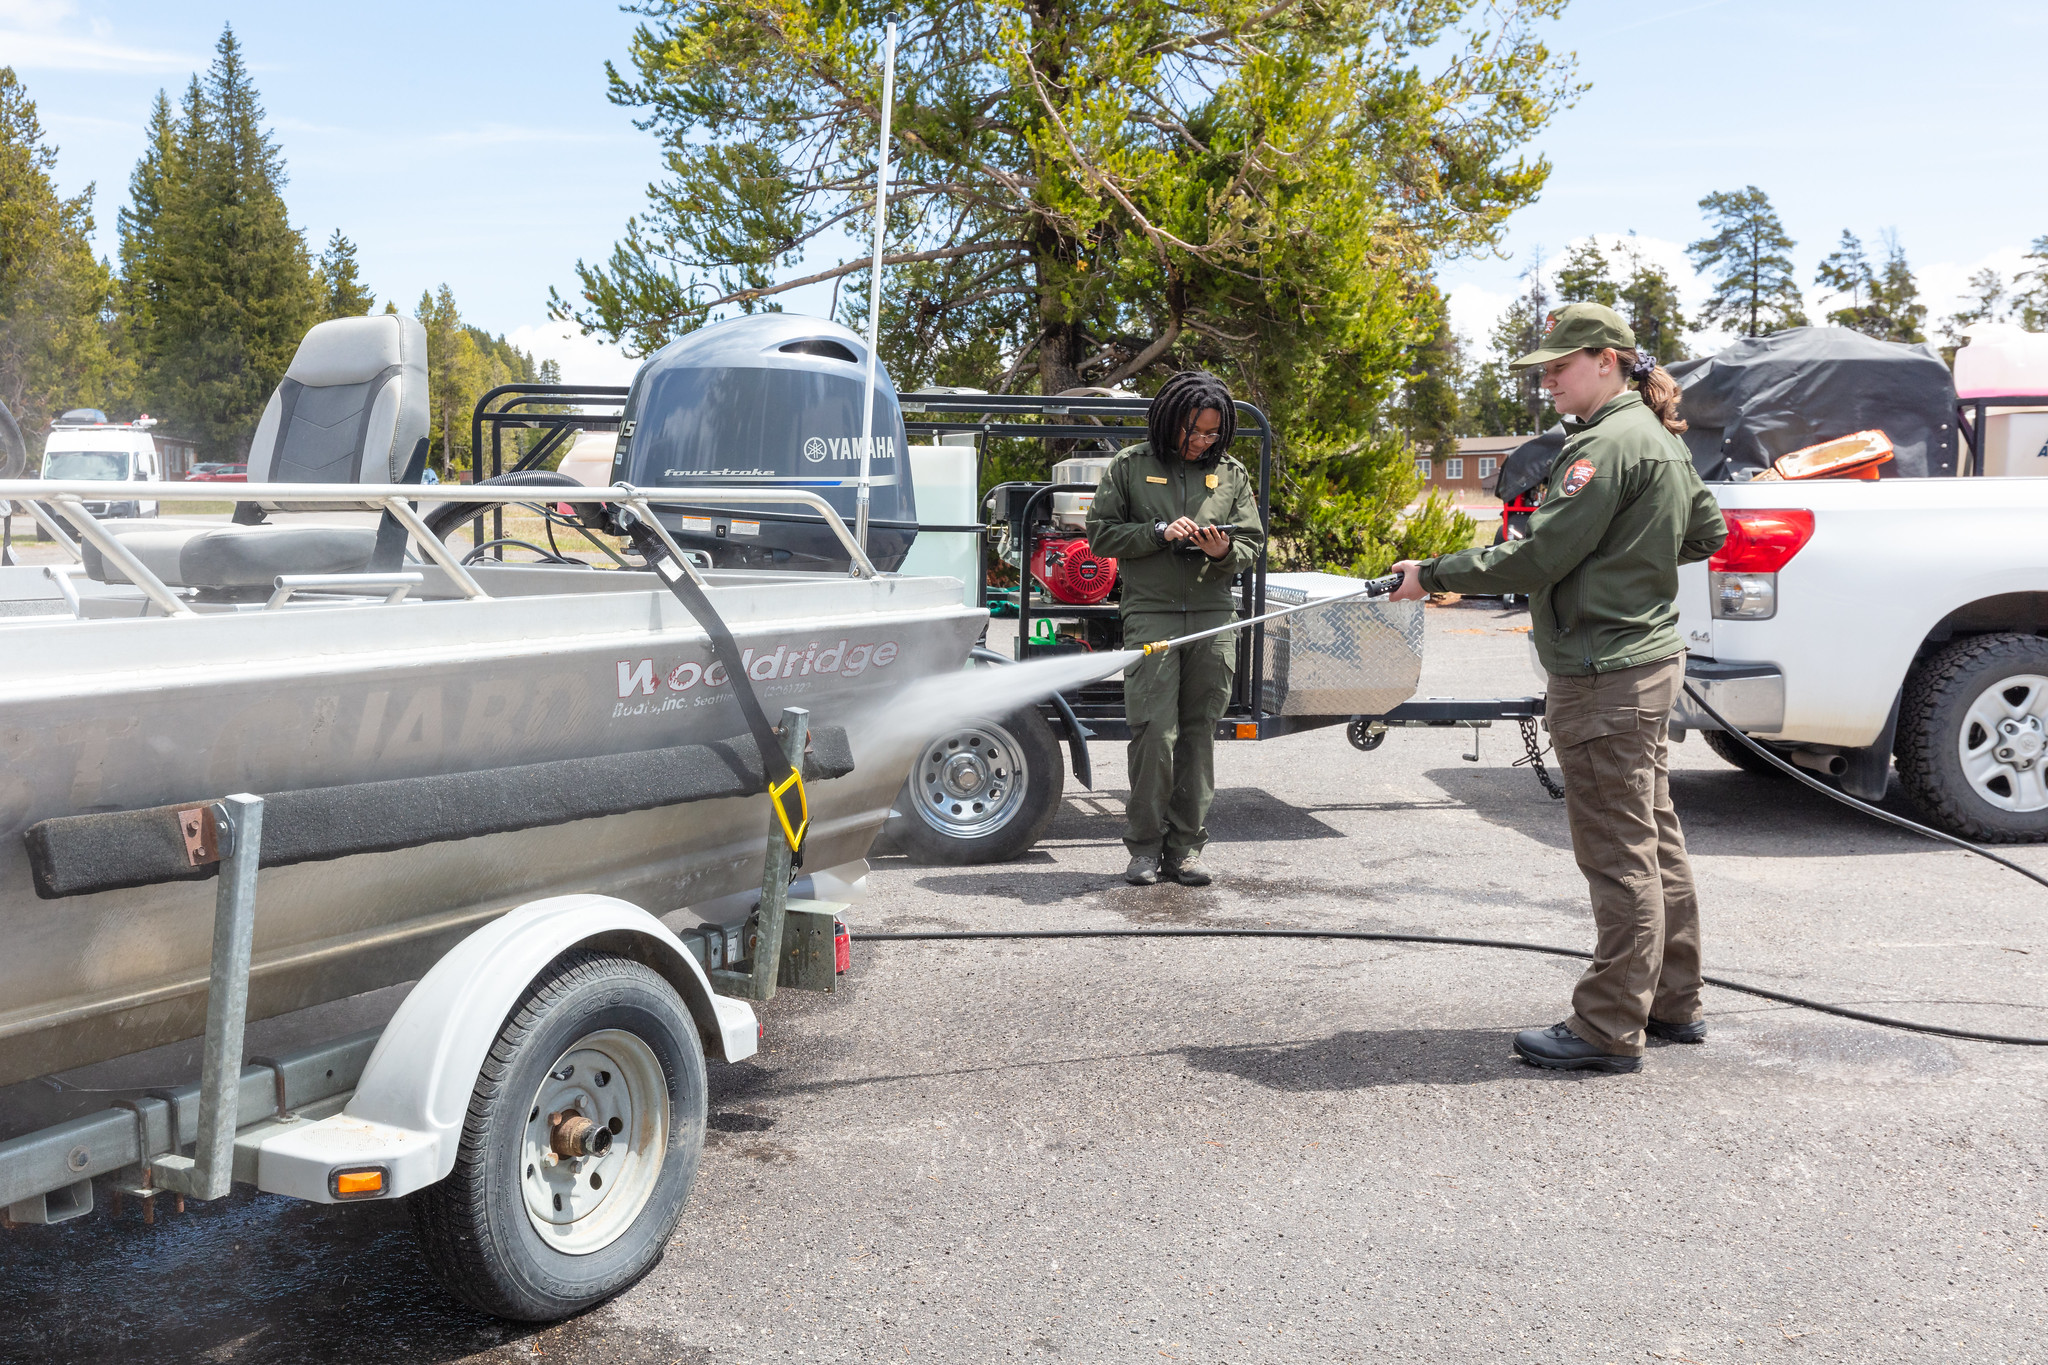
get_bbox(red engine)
[1030,536,1118,605]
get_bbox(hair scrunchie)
[1629,352,1658,382]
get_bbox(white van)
[39,409,164,520]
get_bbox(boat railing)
[0,480,880,619]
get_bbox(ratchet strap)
[622,519,808,856]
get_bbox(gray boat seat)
[79,315,428,592]
[82,524,377,589]
[246,314,429,489]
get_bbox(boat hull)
[0,568,982,1085]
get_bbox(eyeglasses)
[1183,428,1221,446]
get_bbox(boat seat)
[77,314,429,593]
[82,524,378,589]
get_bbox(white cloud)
[0,4,202,72]
[508,321,644,391]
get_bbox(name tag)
[1205,474,1218,489]
[1145,475,1168,484]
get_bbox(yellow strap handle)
[768,767,809,851]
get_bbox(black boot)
[1647,1016,1707,1044]
[1512,1022,1641,1073]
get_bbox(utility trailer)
[0,314,986,1321]
[880,393,1554,864]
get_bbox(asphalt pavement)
[4,598,2044,1363]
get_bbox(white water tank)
[895,435,979,600]
[1956,325,2048,477]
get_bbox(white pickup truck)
[1672,477,2048,842]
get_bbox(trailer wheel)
[1897,633,2048,843]
[887,706,1064,864]
[409,950,706,1321]
[1701,728,1794,779]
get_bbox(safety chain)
[1515,717,1566,800]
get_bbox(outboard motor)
[610,315,918,571]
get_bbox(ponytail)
[1610,347,1686,434]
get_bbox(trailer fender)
[261,895,755,1201]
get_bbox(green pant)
[1120,610,1237,860]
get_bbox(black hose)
[854,927,2048,1046]
[855,684,2048,1049]
[1680,682,2048,893]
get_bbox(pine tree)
[1945,267,2009,349]
[115,89,180,380]
[316,230,373,319]
[0,67,123,437]
[1395,285,1464,460]
[560,0,1574,571]
[1553,237,1687,361]
[1816,229,1924,343]
[1687,187,1805,336]
[140,26,318,457]
[1554,241,1618,309]
[1869,233,1927,344]
[415,284,550,479]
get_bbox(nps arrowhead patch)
[1560,458,1597,497]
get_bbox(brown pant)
[1546,654,1703,1056]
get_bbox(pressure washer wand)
[1137,571,1406,656]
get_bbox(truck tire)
[1701,728,1794,779]
[1896,633,2048,843]
[887,705,1064,864]
[409,950,707,1321]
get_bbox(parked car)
[1674,479,2048,842]
[186,463,248,482]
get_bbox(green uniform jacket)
[1084,441,1265,615]
[1420,392,1727,677]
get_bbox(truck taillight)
[1710,509,1814,573]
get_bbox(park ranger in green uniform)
[1393,302,1727,1074]
[1086,370,1265,887]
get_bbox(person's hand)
[1389,559,1427,601]
[1161,516,1201,543]
[1192,525,1232,558]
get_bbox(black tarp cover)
[1668,327,1958,480]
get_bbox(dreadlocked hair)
[1600,347,1687,434]
[1146,369,1237,463]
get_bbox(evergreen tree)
[2015,235,2048,333]
[1491,264,1554,434]
[1869,232,1927,343]
[115,89,180,385]
[1815,230,1873,329]
[137,26,318,457]
[0,67,123,438]
[1395,285,1464,459]
[1816,229,1924,342]
[1687,186,1805,336]
[415,284,549,479]
[1552,237,1687,361]
[559,0,1577,572]
[1945,267,2009,349]
[1554,241,1618,309]
[316,230,373,319]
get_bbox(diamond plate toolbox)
[1258,572,1424,716]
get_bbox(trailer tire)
[1701,728,1794,779]
[1896,633,2048,844]
[888,706,1064,864]
[409,950,706,1321]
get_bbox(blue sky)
[7,0,2045,384]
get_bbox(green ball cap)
[1509,302,1637,372]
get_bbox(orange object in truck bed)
[1750,429,1894,481]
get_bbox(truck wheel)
[887,706,1064,864]
[1701,728,1793,778]
[409,950,707,1321]
[1897,633,2048,843]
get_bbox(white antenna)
[856,15,898,555]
